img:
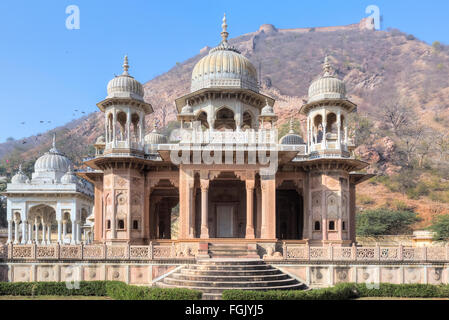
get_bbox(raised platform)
[157,259,306,300]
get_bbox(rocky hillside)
[1,18,449,223]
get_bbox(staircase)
[208,243,259,258]
[157,259,307,300]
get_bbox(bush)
[222,283,449,300]
[356,209,421,236]
[0,281,201,300]
[429,214,449,241]
[105,281,202,300]
[222,283,357,300]
[0,281,108,296]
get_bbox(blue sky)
[0,0,448,143]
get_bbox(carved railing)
[3,242,196,261]
[4,243,449,263]
[283,244,449,262]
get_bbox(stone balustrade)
[3,243,449,263]
[282,244,449,262]
[178,128,278,145]
[2,243,197,261]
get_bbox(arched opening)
[196,111,209,129]
[149,179,179,239]
[196,172,247,238]
[107,113,113,143]
[28,204,56,244]
[242,111,253,129]
[130,113,140,143]
[62,211,72,244]
[116,111,127,141]
[275,181,303,240]
[313,114,323,143]
[214,107,235,130]
[326,112,337,134]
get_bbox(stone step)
[157,281,306,294]
[181,268,282,276]
[196,259,263,265]
[188,264,271,271]
[163,277,299,288]
[171,273,290,282]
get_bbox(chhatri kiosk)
[79,15,370,251]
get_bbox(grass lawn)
[0,295,111,300]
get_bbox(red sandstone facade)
[79,20,371,248]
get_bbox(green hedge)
[0,281,108,296]
[222,283,449,300]
[105,281,202,300]
[0,281,202,300]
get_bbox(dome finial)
[18,163,23,172]
[289,118,294,133]
[221,13,229,43]
[49,133,58,153]
[323,55,332,76]
[122,55,129,75]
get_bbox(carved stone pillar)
[337,111,341,149]
[256,188,262,238]
[245,176,255,239]
[261,177,276,239]
[188,177,195,239]
[200,178,210,239]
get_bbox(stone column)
[57,221,62,244]
[47,225,51,244]
[27,223,32,244]
[63,221,67,243]
[200,178,210,239]
[245,178,255,239]
[34,221,39,244]
[344,126,348,145]
[112,109,117,147]
[188,179,195,238]
[321,110,326,148]
[71,220,76,245]
[7,220,12,244]
[306,116,310,151]
[256,188,262,238]
[41,224,46,245]
[126,109,131,146]
[260,177,276,239]
[21,221,27,244]
[337,111,341,150]
[13,220,19,244]
[77,221,81,244]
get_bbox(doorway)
[216,205,234,238]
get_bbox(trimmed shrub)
[222,283,449,300]
[0,281,108,296]
[0,281,201,299]
[105,282,202,300]
[222,283,357,300]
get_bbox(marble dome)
[308,56,346,103]
[279,119,305,145]
[34,139,71,174]
[106,56,144,101]
[144,129,168,145]
[61,167,78,184]
[191,14,258,93]
[11,165,29,184]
